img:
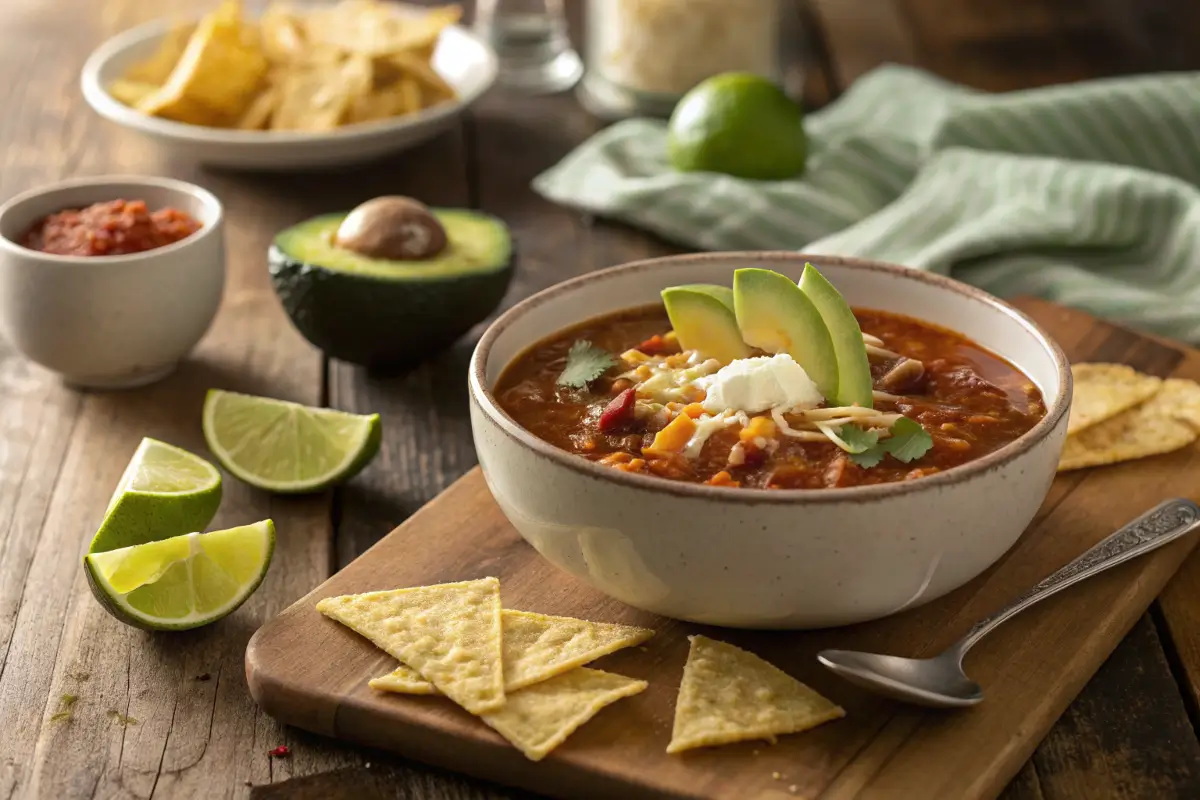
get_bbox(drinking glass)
[474,0,583,94]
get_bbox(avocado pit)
[333,196,448,261]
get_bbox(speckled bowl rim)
[469,252,1072,505]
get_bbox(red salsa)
[22,199,202,256]
[495,305,1047,490]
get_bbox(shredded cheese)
[771,406,832,442]
[682,411,740,459]
[865,343,902,360]
[623,355,722,404]
[861,333,885,347]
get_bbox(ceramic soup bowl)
[469,253,1071,629]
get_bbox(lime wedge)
[202,389,381,494]
[89,438,223,554]
[84,520,275,631]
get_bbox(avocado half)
[268,209,514,368]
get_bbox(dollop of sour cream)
[699,354,823,415]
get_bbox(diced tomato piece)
[636,335,667,355]
[707,470,740,487]
[636,334,681,356]
[598,388,636,433]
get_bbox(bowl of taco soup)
[468,252,1071,629]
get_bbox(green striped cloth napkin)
[533,66,1200,342]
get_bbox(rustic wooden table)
[3,1,1200,798]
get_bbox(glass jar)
[578,0,786,119]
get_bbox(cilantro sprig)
[841,418,934,468]
[556,340,617,389]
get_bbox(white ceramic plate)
[80,16,497,170]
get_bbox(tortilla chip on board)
[667,636,844,754]
[1058,378,1200,471]
[1067,363,1162,436]
[370,609,653,695]
[480,668,647,762]
[1156,378,1200,432]
[316,577,505,715]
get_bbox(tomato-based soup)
[495,306,1046,490]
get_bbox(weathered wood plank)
[249,763,527,800]
[1031,615,1200,799]
[998,764,1045,800]
[1159,563,1200,719]
[325,127,476,567]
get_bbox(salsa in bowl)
[469,253,1070,628]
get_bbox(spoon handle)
[958,498,1200,654]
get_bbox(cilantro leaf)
[848,447,886,468]
[835,418,932,468]
[881,417,934,463]
[556,340,617,389]
[837,424,880,454]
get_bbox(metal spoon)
[818,497,1200,708]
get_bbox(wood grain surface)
[1,0,1199,798]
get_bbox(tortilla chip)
[316,577,505,715]
[387,49,455,99]
[259,5,307,63]
[370,610,654,695]
[480,668,647,762]
[134,91,226,127]
[271,55,372,131]
[398,76,423,114]
[370,663,438,695]
[305,1,461,58]
[345,84,407,124]
[1156,378,1200,432]
[108,79,159,107]
[666,636,844,754]
[235,87,278,129]
[1058,384,1199,471]
[1068,364,1162,435]
[139,7,267,123]
[123,24,193,85]
[271,69,347,131]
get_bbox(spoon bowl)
[818,649,982,708]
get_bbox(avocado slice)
[269,209,513,368]
[798,264,873,408]
[661,285,751,364]
[732,268,838,400]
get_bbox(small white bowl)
[80,16,497,170]
[469,253,1072,629]
[0,176,225,389]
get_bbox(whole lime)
[667,73,807,180]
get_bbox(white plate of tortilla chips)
[80,0,496,170]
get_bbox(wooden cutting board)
[246,298,1200,800]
